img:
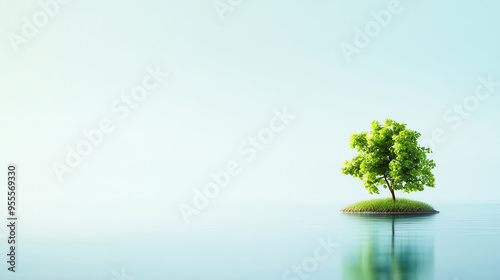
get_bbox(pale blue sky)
[0,0,499,236]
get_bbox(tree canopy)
[341,119,436,201]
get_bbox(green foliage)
[341,119,436,199]
[341,198,436,213]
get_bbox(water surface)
[2,203,499,279]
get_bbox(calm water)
[3,203,500,279]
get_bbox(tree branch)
[383,175,391,189]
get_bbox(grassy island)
[340,198,438,214]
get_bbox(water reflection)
[342,214,436,280]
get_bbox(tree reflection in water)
[342,214,435,280]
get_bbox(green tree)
[341,119,436,202]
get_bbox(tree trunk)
[384,176,396,202]
[388,186,396,202]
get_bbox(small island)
[340,198,439,214]
[340,119,439,214]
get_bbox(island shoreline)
[340,210,439,214]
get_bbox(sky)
[0,0,500,237]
